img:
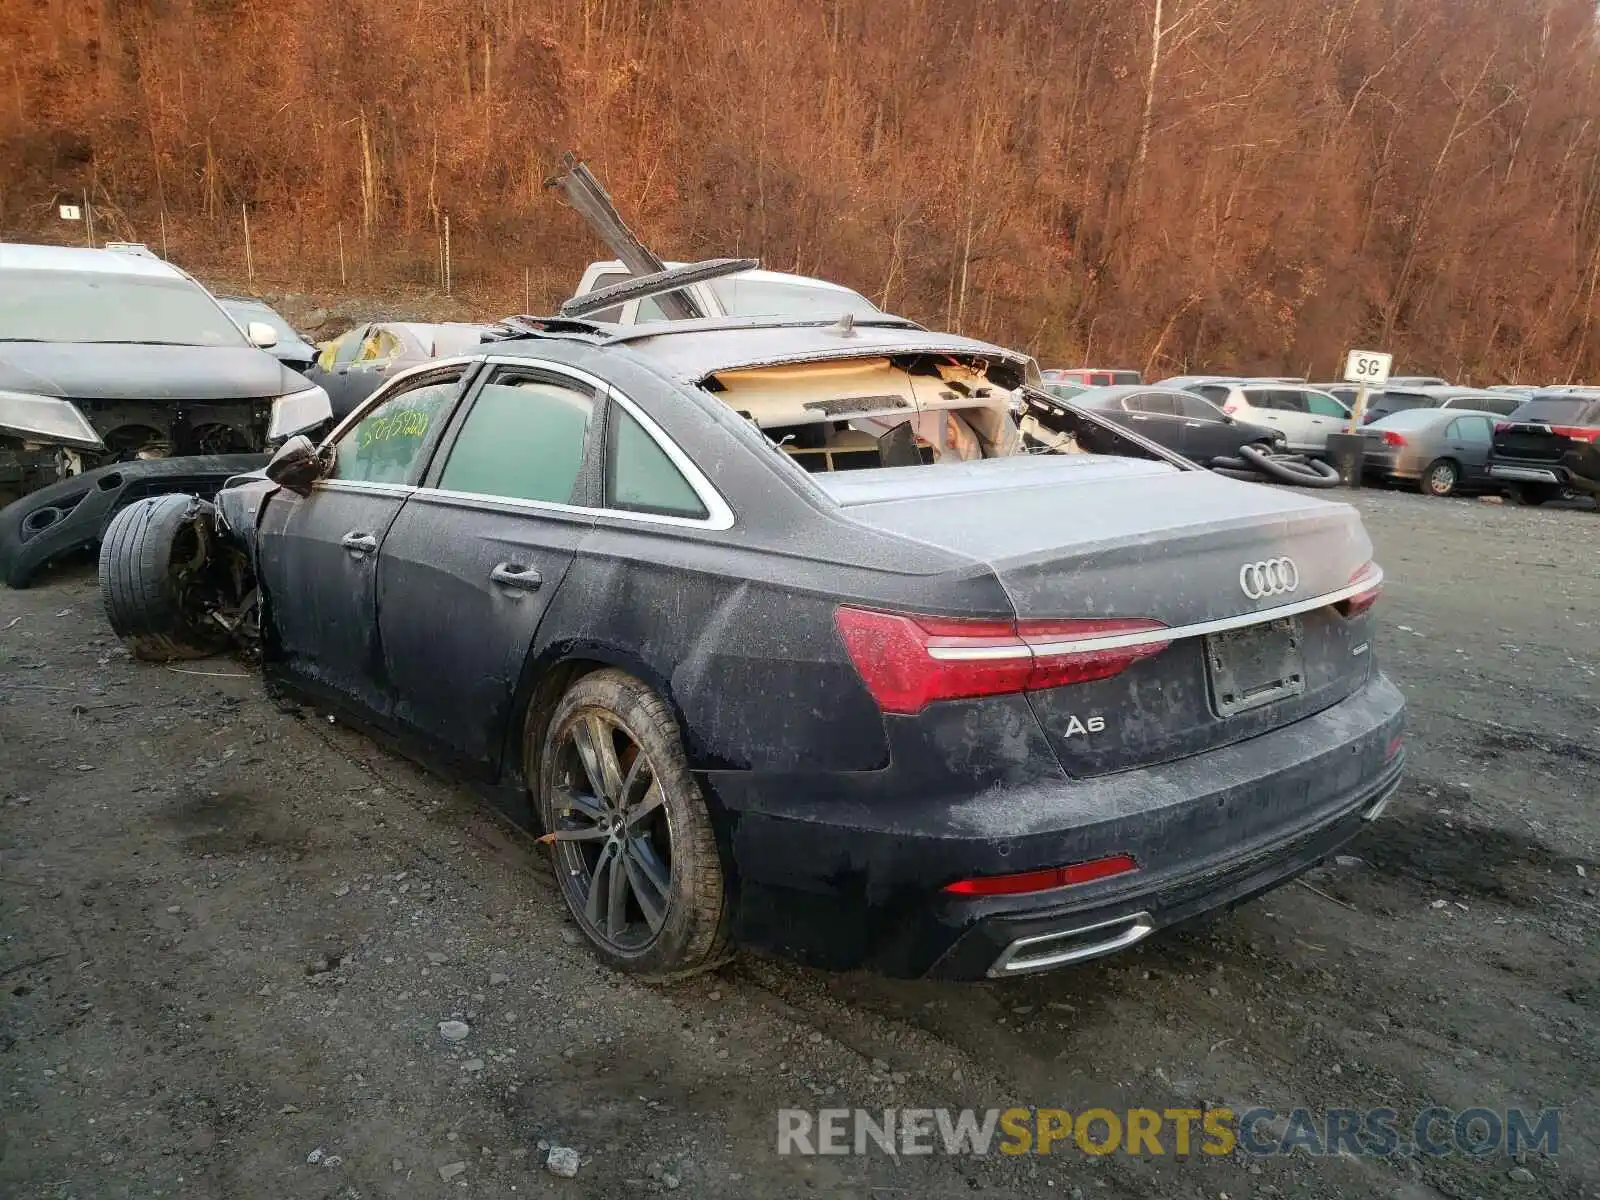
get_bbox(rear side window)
[332,376,460,485]
[582,272,631,323]
[1448,416,1492,444]
[438,377,595,504]
[1089,372,1113,387]
[1191,384,1229,404]
[1125,392,1176,415]
[1111,371,1142,385]
[605,404,708,519]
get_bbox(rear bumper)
[1489,463,1567,485]
[709,672,1405,979]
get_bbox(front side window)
[605,404,708,519]
[357,328,404,363]
[1304,391,1349,417]
[437,374,596,504]
[0,270,247,347]
[1178,393,1222,421]
[317,325,367,371]
[331,375,461,485]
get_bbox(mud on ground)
[1,490,1595,1199]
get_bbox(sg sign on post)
[1343,350,1392,387]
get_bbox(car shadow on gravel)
[1346,803,1586,908]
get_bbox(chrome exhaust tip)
[987,911,1156,977]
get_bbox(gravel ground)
[1,489,1595,1200]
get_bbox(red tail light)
[1494,421,1512,433]
[834,607,1169,715]
[1550,425,1600,442]
[1381,431,1406,446]
[1337,561,1383,618]
[943,853,1139,897]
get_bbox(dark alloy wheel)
[534,669,729,977]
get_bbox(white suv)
[573,260,881,324]
[1184,382,1351,453]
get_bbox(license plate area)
[1206,617,1306,717]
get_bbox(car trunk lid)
[817,455,1378,775]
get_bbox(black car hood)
[0,343,305,401]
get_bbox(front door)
[1302,389,1353,450]
[376,364,603,775]
[258,365,470,718]
[1174,392,1239,460]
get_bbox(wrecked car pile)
[0,243,331,586]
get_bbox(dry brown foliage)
[3,0,1599,380]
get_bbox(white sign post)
[1342,349,1393,430]
[58,204,81,221]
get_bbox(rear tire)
[1509,483,1557,507]
[98,494,228,661]
[1420,458,1459,497]
[533,668,730,979]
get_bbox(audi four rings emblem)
[1239,557,1300,599]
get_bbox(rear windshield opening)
[704,354,1028,472]
[1512,397,1592,423]
[702,354,1173,474]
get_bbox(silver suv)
[1184,382,1351,453]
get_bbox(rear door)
[1444,415,1494,482]
[375,361,603,773]
[1119,391,1187,451]
[258,365,469,718]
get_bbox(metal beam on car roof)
[559,258,760,318]
[544,152,706,321]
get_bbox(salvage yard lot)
[1,491,1595,1200]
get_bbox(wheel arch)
[498,638,696,801]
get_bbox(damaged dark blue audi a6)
[95,268,1405,982]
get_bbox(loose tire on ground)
[1421,458,1459,497]
[532,668,730,979]
[98,493,228,662]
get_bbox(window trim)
[317,360,477,489]
[414,354,735,532]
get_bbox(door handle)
[1129,414,1149,422]
[340,532,378,556]
[1184,421,1204,428]
[490,563,543,592]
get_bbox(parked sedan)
[94,288,1403,982]
[1069,385,1286,461]
[1358,408,1503,496]
[304,321,492,420]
